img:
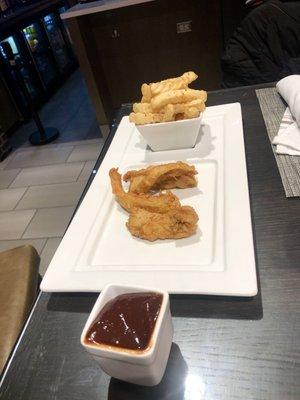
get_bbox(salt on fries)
[129,72,207,125]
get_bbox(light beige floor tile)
[5,146,74,169]
[10,162,84,188]
[16,181,86,210]
[20,141,30,148]
[0,169,21,189]
[0,152,15,170]
[77,160,96,181]
[0,209,35,240]
[23,206,75,238]
[67,143,103,163]
[20,138,103,151]
[59,138,103,147]
[39,237,62,276]
[0,187,27,211]
[0,238,46,255]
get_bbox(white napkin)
[273,108,300,155]
[273,75,300,155]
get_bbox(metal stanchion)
[2,41,59,145]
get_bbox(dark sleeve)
[221,0,300,87]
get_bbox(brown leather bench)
[0,245,40,373]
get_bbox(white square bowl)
[135,114,203,151]
[80,284,173,386]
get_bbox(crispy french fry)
[149,71,198,96]
[151,89,207,111]
[133,102,153,113]
[175,113,184,121]
[183,107,200,119]
[161,99,205,114]
[163,104,175,120]
[132,71,207,125]
[129,111,174,125]
[152,72,197,94]
[141,84,152,102]
[198,90,207,102]
[182,71,198,84]
[130,112,160,124]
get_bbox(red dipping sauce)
[84,292,163,351]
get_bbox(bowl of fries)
[129,72,207,152]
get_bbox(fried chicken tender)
[127,206,199,241]
[109,165,199,242]
[123,162,197,194]
[155,174,197,190]
[109,168,180,213]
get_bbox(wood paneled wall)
[68,0,247,124]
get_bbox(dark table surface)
[0,84,299,400]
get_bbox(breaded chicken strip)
[123,162,197,194]
[109,168,180,214]
[127,206,199,241]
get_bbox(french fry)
[161,99,205,114]
[175,113,184,121]
[151,89,207,111]
[129,111,175,125]
[163,104,175,120]
[183,107,200,119]
[182,71,198,84]
[141,84,152,102]
[130,112,161,124]
[149,71,198,96]
[133,102,153,113]
[132,72,207,125]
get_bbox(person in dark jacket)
[221,0,300,87]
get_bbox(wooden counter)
[61,0,154,19]
[63,0,247,126]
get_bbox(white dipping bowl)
[135,113,203,152]
[80,284,173,386]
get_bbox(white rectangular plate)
[41,103,257,296]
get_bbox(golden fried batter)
[127,206,199,241]
[154,174,197,190]
[123,162,197,194]
[109,165,199,242]
[109,168,180,213]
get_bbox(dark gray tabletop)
[0,85,299,400]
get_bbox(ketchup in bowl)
[84,292,163,351]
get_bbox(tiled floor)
[0,138,103,275]
[0,70,105,275]
[10,70,109,149]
